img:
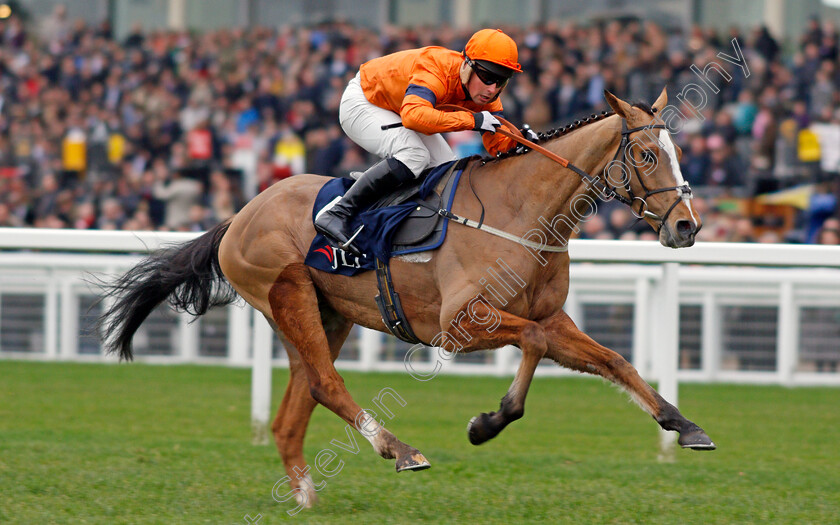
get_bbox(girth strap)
[374,258,423,344]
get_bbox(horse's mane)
[489,102,655,163]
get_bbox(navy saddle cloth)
[304,158,468,276]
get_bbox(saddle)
[305,158,470,344]
[369,157,466,254]
[306,157,470,276]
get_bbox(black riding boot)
[314,157,415,255]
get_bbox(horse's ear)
[604,90,632,119]
[653,86,668,112]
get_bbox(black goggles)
[467,58,509,88]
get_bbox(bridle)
[604,119,693,232]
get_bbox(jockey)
[315,28,523,255]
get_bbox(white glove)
[473,111,501,133]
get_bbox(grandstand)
[2,1,840,244]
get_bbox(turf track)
[1,361,838,524]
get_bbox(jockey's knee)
[393,148,430,178]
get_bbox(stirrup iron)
[339,225,364,255]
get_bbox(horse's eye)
[641,150,656,164]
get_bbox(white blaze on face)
[658,129,698,226]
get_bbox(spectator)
[183,204,214,232]
[72,201,97,230]
[815,217,840,244]
[208,170,241,222]
[32,173,62,222]
[96,197,126,230]
[0,203,23,227]
[680,135,711,186]
[152,170,203,230]
[39,4,69,51]
[579,213,609,240]
[707,136,746,188]
[728,217,758,243]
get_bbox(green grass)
[1,361,838,524]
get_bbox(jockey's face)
[466,70,504,105]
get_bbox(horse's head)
[603,88,701,248]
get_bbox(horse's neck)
[477,118,620,240]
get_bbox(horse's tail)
[97,220,238,361]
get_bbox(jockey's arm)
[400,88,473,133]
[400,88,518,156]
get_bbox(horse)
[98,88,714,508]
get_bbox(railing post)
[227,302,251,366]
[565,289,582,327]
[701,291,720,381]
[777,281,797,386]
[251,310,273,445]
[101,265,122,362]
[178,311,199,362]
[59,279,78,358]
[633,277,651,378]
[495,345,516,376]
[656,262,680,461]
[44,277,59,359]
[359,327,381,371]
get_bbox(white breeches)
[339,72,457,177]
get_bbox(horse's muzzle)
[661,218,700,248]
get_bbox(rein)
[436,104,640,212]
[383,104,692,251]
[436,104,691,234]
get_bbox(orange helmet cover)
[464,29,522,74]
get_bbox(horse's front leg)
[540,310,715,450]
[453,307,548,445]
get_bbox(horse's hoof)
[396,451,431,472]
[679,429,716,450]
[294,485,318,508]
[467,416,481,445]
[467,414,495,446]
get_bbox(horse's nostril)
[676,220,695,236]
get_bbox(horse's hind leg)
[269,263,430,472]
[542,310,715,450]
[270,314,351,508]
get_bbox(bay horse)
[99,88,714,507]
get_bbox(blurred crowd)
[1,5,840,244]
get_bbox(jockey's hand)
[473,111,501,134]
[512,125,539,154]
[520,125,539,142]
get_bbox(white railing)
[2,228,840,446]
